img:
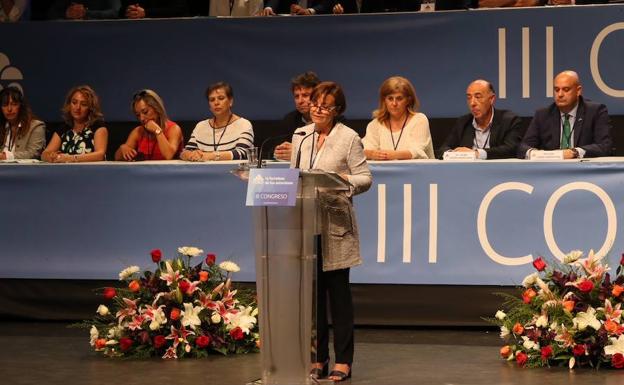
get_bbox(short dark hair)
[291,71,320,93]
[205,82,233,99]
[310,81,346,116]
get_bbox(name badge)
[443,151,476,161]
[246,168,299,207]
[529,150,564,161]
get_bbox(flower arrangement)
[81,247,259,359]
[490,250,624,369]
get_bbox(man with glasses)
[438,79,524,159]
[273,71,320,161]
[518,70,613,159]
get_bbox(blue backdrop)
[0,5,623,122]
[1,160,623,285]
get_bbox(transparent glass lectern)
[251,169,350,385]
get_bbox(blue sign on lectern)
[246,168,299,207]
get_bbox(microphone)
[295,131,315,169]
[257,131,306,168]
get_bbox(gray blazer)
[291,122,372,271]
[5,120,46,159]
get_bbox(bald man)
[519,70,613,159]
[438,79,524,159]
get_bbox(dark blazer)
[265,0,336,14]
[518,96,613,158]
[437,108,524,159]
[120,0,189,18]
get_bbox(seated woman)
[180,82,254,161]
[41,85,108,163]
[362,76,434,160]
[115,89,183,161]
[0,86,46,160]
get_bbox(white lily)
[564,250,583,264]
[535,314,548,328]
[181,302,203,330]
[226,306,257,334]
[495,310,506,320]
[89,326,99,346]
[521,336,540,351]
[500,325,510,338]
[573,307,602,331]
[604,335,624,356]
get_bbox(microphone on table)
[257,131,306,168]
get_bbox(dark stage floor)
[1,323,624,385]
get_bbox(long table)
[2,159,623,285]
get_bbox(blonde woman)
[115,89,183,161]
[42,85,108,163]
[362,76,434,160]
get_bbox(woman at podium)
[290,81,372,382]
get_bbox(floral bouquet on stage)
[81,247,259,359]
[490,250,624,369]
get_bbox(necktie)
[561,113,571,149]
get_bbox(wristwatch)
[154,128,162,136]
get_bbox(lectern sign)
[246,168,299,206]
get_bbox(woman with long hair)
[41,85,108,163]
[0,87,46,160]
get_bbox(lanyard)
[212,114,233,152]
[389,114,408,151]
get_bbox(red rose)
[578,279,595,293]
[612,353,624,369]
[150,249,162,263]
[229,327,245,341]
[102,287,116,300]
[206,254,216,266]
[195,335,211,348]
[170,308,181,321]
[119,337,133,352]
[178,280,191,295]
[540,345,553,361]
[153,335,166,349]
[572,344,586,356]
[532,257,547,272]
[516,352,528,367]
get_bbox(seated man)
[518,70,613,159]
[438,79,523,159]
[272,71,320,161]
[47,0,120,19]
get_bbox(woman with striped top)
[180,82,254,161]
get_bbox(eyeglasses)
[132,90,148,100]
[309,103,336,114]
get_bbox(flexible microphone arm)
[257,131,306,168]
[294,131,315,169]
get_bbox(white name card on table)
[443,151,476,161]
[530,150,564,161]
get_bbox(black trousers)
[316,252,354,365]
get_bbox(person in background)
[120,0,189,18]
[363,76,434,160]
[210,0,263,16]
[0,87,45,160]
[41,85,108,163]
[438,79,523,159]
[272,71,321,161]
[258,0,336,15]
[291,81,372,382]
[518,70,613,159]
[115,89,183,161]
[0,0,28,21]
[47,0,120,19]
[180,82,254,161]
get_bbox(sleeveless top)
[136,120,182,160]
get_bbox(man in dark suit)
[518,70,613,159]
[438,79,524,159]
[259,0,335,15]
[272,71,320,160]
